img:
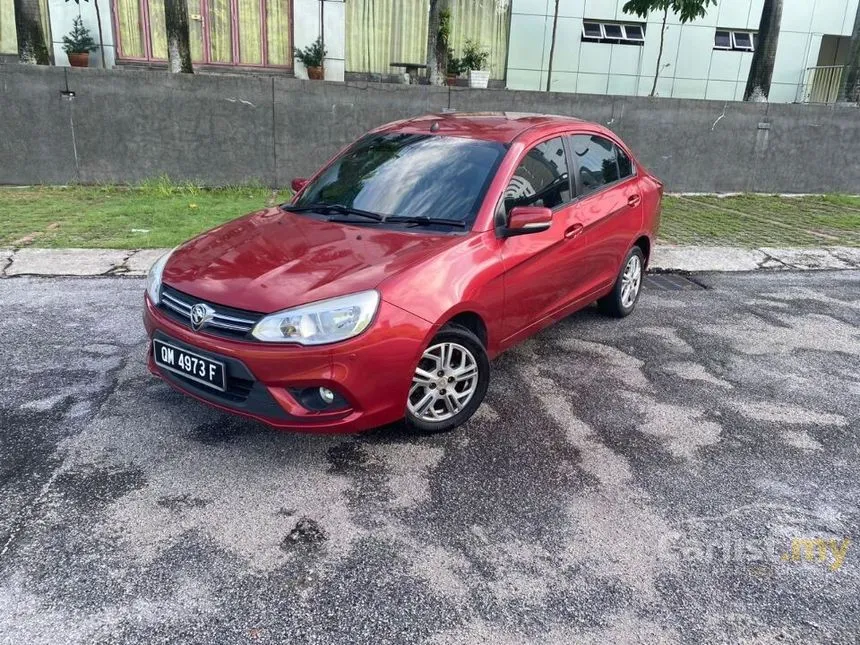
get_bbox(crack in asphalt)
[0,249,17,277]
[104,250,140,276]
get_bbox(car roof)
[375,112,602,144]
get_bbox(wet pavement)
[0,272,858,644]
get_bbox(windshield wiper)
[283,203,465,228]
[383,216,467,228]
[282,202,384,221]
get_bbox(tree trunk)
[426,0,449,86]
[744,0,782,101]
[94,0,106,68]
[164,0,193,73]
[545,0,560,91]
[13,0,49,64]
[650,6,668,96]
[839,0,860,102]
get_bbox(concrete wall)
[1,64,858,193]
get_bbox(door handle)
[628,194,641,207]
[564,223,583,239]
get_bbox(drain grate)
[644,273,707,291]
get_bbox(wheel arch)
[440,310,489,349]
[633,234,652,268]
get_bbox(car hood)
[162,207,460,313]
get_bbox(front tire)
[598,246,645,318]
[405,325,490,434]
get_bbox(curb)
[2,245,859,278]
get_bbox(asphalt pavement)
[0,271,858,644]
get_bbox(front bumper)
[143,294,435,433]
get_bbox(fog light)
[319,387,335,404]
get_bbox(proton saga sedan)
[144,112,662,433]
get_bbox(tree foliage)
[622,0,716,23]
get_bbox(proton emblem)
[189,303,215,331]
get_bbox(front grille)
[159,285,264,340]
[172,370,255,403]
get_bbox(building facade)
[2,0,858,103]
[506,0,859,102]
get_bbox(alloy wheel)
[408,342,479,422]
[620,254,642,308]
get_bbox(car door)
[564,133,644,294]
[498,136,579,343]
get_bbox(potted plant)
[462,40,490,89]
[295,37,327,80]
[446,47,463,86]
[63,16,97,68]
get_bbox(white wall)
[293,0,345,81]
[506,0,859,102]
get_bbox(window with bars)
[581,20,645,46]
[714,29,758,52]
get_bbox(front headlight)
[251,290,380,345]
[145,248,175,305]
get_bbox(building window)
[715,29,757,52]
[582,21,646,46]
[113,0,294,69]
[346,0,511,79]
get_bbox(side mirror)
[291,177,309,193]
[502,206,552,238]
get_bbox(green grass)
[0,180,286,249]
[659,194,860,248]
[1,182,859,249]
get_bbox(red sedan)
[144,113,662,433]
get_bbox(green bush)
[461,40,489,71]
[294,37,327,68]
[62,16,97,55]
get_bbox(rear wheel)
[598,246,645,318]
[405,325,489,434]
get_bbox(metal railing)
[799,65,845,104]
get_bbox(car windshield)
[294,132,506,228]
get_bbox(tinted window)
[624,25,644,40]
[733,32,752,49]
[583,22,602,38]
[504,137,571,212]
[714,30,731,48]
[297,133,506,226]
[570,134,619,193]
[617,146,633,178]
[603,24,623,39]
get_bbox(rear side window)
[504,137,571,212]
[617,147,633,178]
[570,134,632,193]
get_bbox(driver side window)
[504,137,571,215]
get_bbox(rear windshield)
[296,132,506,227]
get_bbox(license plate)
[153,339,226,392]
